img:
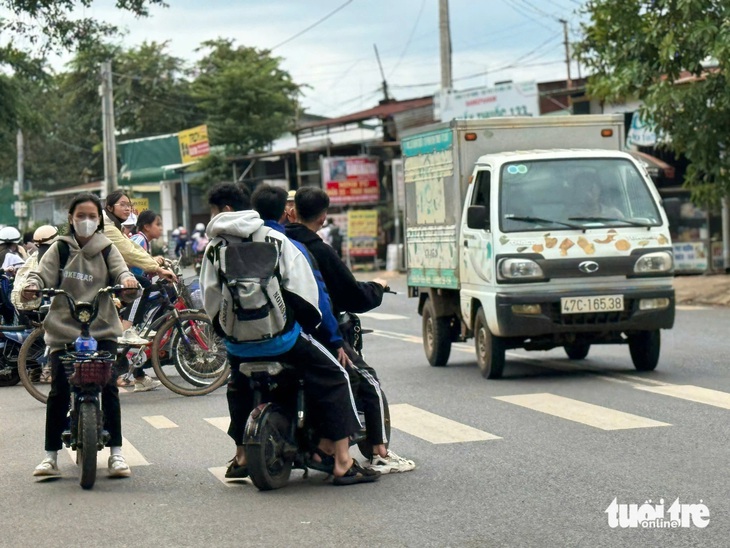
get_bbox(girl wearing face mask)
[21,192,140,479]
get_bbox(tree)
[191,39,301,153]
[575,0,730,202]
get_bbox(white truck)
[401,115,675,378]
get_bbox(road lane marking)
[389,403,501,444]
[359,312,409,321]
[142,415,178,429]
[371,329,423,344]
[635,384,730,410]
[208,466,251,487]
[204,417,230,433]
[676,305,710,311]
[494,393,670,430]
[64,436,150,467]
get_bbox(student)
[22,193,140,478]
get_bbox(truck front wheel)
[474,308,505,379]
[422,298,452,367]
[628,330,660,371]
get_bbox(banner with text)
[437,81,539,121]
[322,156,380,205]
[347,210,378,257]
[178,125,210,164]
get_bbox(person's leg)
[344,342,387,451]
[225,354,254,477]
[34,350,69,475]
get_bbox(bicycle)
[19,273,228,403]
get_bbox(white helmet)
[0,226,21,243]
[195,223,205,232]
[33,225,59,245]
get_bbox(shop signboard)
[322,156,380,205]
[347,210,378,257]
[131,198,149,216]
[178,125,210,164]
[673,242,707,272]
[436,81,539,121]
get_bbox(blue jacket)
[265,220,343,350]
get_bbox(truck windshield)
[499,158,662,233]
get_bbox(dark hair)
[207,183,251,212]
[23,230,34,244]
[68,192,105,234]
[136,209,160,233]
[251,184,287,222]
[295,186,330,223]
[104,189,130,212]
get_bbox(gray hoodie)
[25,233,134,350]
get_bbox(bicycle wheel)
[78,402,99,490]
[171,318,227,387]
[17,327,50,404]
[150,312,229,396]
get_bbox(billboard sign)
[322,156,379,205]
[437,81,539,121]
[347,210,378,257]
[178,125,211,164]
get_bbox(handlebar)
[28,285,141,327]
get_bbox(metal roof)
[297,96,434,131]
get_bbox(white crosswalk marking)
[204,417,229,433]
[494,393,670,430]
[208,466,251,487]
[64,436,150,467]
[636,384,730,410]
[389,403,501,444]
[142,415,178,429]
[359,312,409,321]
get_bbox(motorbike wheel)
[17,327,49,404]
[357,391,391,460]
[79,402,99,490]
[246,407,293,491]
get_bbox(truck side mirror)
[467,205,490,230]
[661,197,681,224]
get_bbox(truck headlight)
[498,258,544,280]
[634,251,673,274]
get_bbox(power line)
[501,0,555,31]
[270,0,355,51]
[388,0,427,79]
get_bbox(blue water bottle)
[74,335,97,355]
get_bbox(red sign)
[323,157,379,205]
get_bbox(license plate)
[560,295,624,314]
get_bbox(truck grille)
[549,299,635,326]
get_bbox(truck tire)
[629,330,660,371]
[564,343,590,360]
[474,308,505,379]
[422,298,452,367]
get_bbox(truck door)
[461,169,495,292]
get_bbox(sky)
[40,0,587,117]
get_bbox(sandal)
[307,447,335,474]
[116,376,134,387]
[332,459,381,486]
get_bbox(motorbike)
[242,290,395,491]
[41,285,137,490]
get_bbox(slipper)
[224,458,249,479]
[307,447,335,474]
[332,459,380,486]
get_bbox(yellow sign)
[178,125,211,164]
[131,198,149,216]
[347,210,378,257]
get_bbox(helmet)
[32,225,59,245]
[195,223,205,232]
[0,226,21,243]
[179,227,188,235]
[172,229,180,237]
[122,213,137,227]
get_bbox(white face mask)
[73,219,99,238]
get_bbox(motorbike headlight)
[498,258,545,281]
[634,251,673,274]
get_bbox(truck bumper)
[494,286,675,338]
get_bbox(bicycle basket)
[63,355,114,386]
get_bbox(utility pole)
[15,129,26,230]
[439,0,452,91]
[373,44,390,102]
[100,60,118,199]
[560,19,572,89]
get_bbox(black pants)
[344,341,387,445]
[226,333,361,445]
[44,340,122,451]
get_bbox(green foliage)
[191,39,301,153]
[575,0,730,203]
[189,151,235,194]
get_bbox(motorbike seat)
[239,361,295,377]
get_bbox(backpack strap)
[56,241,114,287]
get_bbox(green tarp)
[118,133,182,185]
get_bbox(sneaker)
[134,375,161,392]
[366,450,416,474]
[33,457,61,477]
[118,327,149,346]
[224,458,249,479]
[108,454,131,477]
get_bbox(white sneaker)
[366,450,416,474]
[108,454,131,477]
[33,457,61,477]
[118,327,149,346]
[134,375,161,392]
